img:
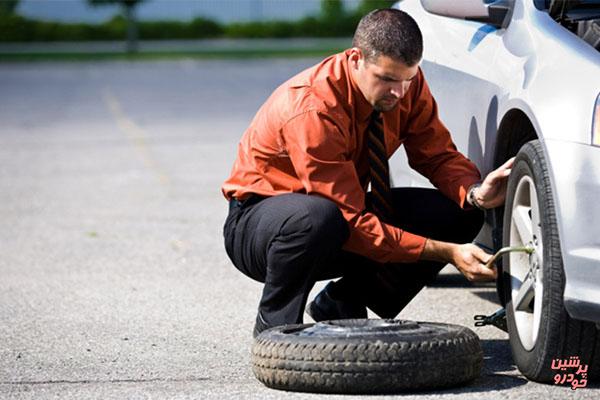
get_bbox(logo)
[551,356,588,390]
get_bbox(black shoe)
[253,311,270,338]
[306,281,367,322]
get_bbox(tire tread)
[251,321,482,393]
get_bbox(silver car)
[392,0,600,382]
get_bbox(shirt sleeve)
[281,110,427,264]
[403,69,481,208]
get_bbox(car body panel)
[392,0,600,321]
[546,139,600,320]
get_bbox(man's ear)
[348,47,363,70]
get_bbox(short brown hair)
[352,8,423,65]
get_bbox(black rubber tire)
[491,116,537,307]
[251,319,483,394]
[503,140,600,382]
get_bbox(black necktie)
[367,112,395,223]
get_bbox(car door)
[390,0,503,186]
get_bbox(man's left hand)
[474,157,515,209]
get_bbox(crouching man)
[222,9,512,337]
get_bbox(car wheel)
[252,319,482,394]
[503,140,600,382]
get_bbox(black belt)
[229,194,266,211]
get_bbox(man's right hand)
[420,239,496,282]
[450,243,496,282]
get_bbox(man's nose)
[390,87,403,98]
[391,82,409,98]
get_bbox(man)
[222,9,513,337]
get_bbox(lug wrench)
[474,245,535,332]
[483,245,534,269]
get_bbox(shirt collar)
[344,49,374,124]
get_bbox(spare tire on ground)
[252,319,483,394]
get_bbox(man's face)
[350,49,420,112]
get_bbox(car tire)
[251,319,482,394]
[503,140,600,382]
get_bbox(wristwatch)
[468,183,485,210]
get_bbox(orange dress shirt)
[222,50,481,264]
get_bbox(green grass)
[0,47,348,62]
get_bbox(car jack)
[474,308,508,332]
[473,245,535,333]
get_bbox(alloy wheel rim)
[509,175,544,351]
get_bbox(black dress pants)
[223,188,484,328]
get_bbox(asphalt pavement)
[0,58,596,399]
[0,38,352,54]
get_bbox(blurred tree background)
[0,0,19,15]
[88,0,146,53]
[0,0,395,48]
